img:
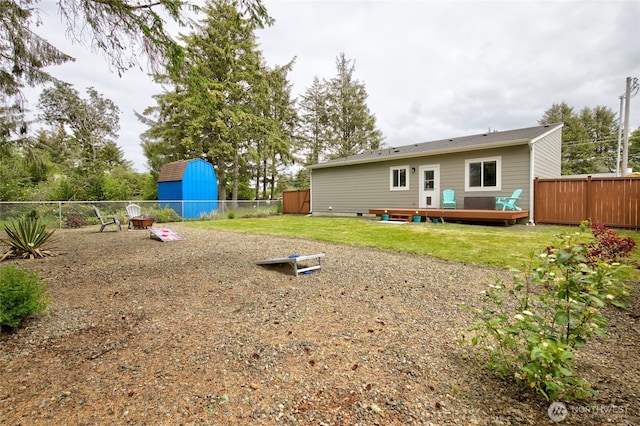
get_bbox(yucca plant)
[1,218,56,260]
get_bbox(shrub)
[150,206,181,223]
[0,265,49,330]
[24,209,38,220]
[586,222,636,264]
[461,230,633,401]
[65,213,88,229]
[1,218,56,260]
[227,211,236,219]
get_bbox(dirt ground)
[0,224,638,425]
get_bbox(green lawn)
[186,216,640,271]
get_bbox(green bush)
[24,209,38,220]
[0,265,49,329]
[149,206,181,223]
[1,218,56,260]
[227,211,236,219]
[461,230,633,401]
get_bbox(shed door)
[419,165,440,208]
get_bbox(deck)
[368,208,530,226]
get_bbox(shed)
[158,159,218,219]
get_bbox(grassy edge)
[184,216,640,273]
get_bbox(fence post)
[533,177,539,224]
[586,175,592,222]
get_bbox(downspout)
[309,168,313,215]
[529,142,535,225]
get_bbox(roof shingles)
[311,123,562,169]
[158,160,189,182]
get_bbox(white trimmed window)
[465,156,501,191]
[390,166,409,190]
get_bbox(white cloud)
[24,0,640,171]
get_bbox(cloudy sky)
[27,0,640,171]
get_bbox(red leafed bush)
[586,223,637,263]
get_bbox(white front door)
[419,165,440,208]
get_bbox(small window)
[465,157,501,191]
[390,166,409,191]
[423,169,435,190]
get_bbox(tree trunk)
[216,157,227,201]
[231,148,239,209]
[262,159,268,199]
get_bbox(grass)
[186,216,640,271]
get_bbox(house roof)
[158,160,190,182]
[309,123,563,169]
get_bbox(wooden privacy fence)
[534,176,640,229]
[282,189,310,214]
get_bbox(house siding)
[312,144,531,214]
[532,130,562,178]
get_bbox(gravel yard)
[0,224,638,425]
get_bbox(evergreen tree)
[324,53,383,159]
[178,0,265,201]
[539,102,618,175]
[629,127,640,173]
[297,76,329,165]
[0,1,73,142]
[254,61,297,200]
[140,0,290,201]
[138,85,195,176]
[1,0,267,142]
[578,105,618,172]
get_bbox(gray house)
[308,123,563,223]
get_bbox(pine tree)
[0,2,73,142]
[298,76,329,165]
[255,61,298,199]
[628,127,640,173]
[140,0,284,201]
[324,53,383,159]
[538,102,618,175]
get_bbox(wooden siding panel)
[533,131,562,178]
[311,145,532,214]
[497,145,531,209]
[312,161,417,214]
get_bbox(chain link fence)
[0,200,282,229]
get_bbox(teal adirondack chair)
[495,188,522,211]
[442,189,456,209]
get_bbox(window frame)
[389,165,410,191]
[464,156,501,192]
